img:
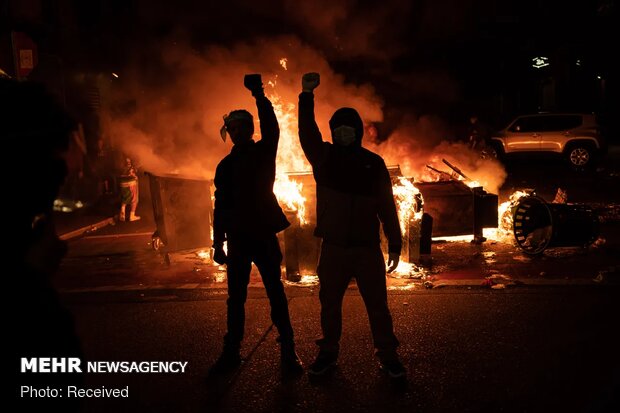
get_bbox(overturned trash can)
[513,195,599,255]
[145,172,212,252]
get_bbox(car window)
[509,115,583,132]
[509,117,546,132]
[542,115,582,131]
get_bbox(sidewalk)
[54,188,154,240]
[55,220,620,293]
[54,206,114,241]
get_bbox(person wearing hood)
[210,74,302,377]
[298,73,405,379]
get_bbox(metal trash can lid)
[513,195,553,255]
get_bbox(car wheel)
[485,142,504,161]
[567,145,592,169]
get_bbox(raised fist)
[244,74,263,94]
[302,72,320,92]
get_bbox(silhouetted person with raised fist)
[210,74,302,377]
[298,72,406,379]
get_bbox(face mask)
[332,125,356,146]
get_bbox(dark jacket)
[213,95,290,243]
[298,92,402,255]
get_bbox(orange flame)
[483,190,530,242]
[279,58,288,70]
[392,176,423,235]
[264,69,310,225]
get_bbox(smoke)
[368,114,507,194]
[106,33,505,193]
[283,0,414,60]
[106,35,383,178]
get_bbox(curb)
[423,278,599,288]
[58,217,115,241]
[57,278,615,294]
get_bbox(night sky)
[2,0,617,132]
[19,0,604,120]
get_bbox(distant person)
[2,77,83,411]
[118,156,141,222]
[210,74,302,376]
[467,114,492,151]
[298,72,406,379]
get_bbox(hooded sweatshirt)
[298,92,401,255]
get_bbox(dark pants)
[316,243,399,361]
[224,233,294,349]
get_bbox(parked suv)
[489,113,604,169]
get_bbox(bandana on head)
[220,111,254,142]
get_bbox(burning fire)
[391,176,423,234]
[196,249,210,260]
[266,59,310,225]
[432,190,530,243]
[484,190,530,242]
[262,58,523,278]
[273,174,307,225]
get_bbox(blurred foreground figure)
[2,77,83,410]
[298,72,406,379]
[210,74,302,377]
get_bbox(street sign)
[11,31,38,79]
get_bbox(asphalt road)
[17,286,617,413]
[16,148,620,412]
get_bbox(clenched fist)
[244,74,263,96]
[302,72,320,93]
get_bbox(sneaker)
[308,351,337,376]
[379,359,407,379]
[209,350,241,376]
[129,213,141,222]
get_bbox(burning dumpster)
[279,167,426,279]
[513,195,599,255]
[145,172,213,252]
[415,180,498,238]
[417,159,498,240]
[280,172,320,280]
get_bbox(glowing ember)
[432,234,475,242]
[391,261,428,278]
[213,271,226,283]
[387,284,416,291]
[196,249,210,260]
[279,58,288,70]
[284,274,319,286]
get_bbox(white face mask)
[332,125,356,146]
